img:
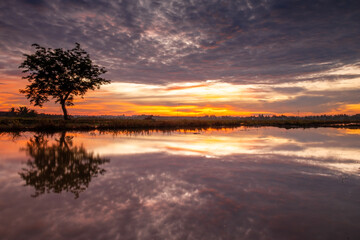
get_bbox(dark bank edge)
[1,117,359,133]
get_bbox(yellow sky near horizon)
[1,64,360,116]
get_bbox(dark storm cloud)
[0,0,360,84]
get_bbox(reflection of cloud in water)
[1,152,360,239]
[86,127,360,174]
[0,128,359,239]
[344,128,360,135]
[0,127,359,177]
[2,127,358,175]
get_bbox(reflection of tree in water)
[19,132,109,198]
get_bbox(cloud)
[265,89,360,113]
[0,0,359,115]
[0,0,359,85]
[270,87,305,94]
[165,83,209,91]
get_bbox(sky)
[0,0,359,116]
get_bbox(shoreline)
[1,117,359,133]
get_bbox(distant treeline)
[1,108,360,121]
[0,112,360,132]
[156,114,360,120]
[1,107,38,117]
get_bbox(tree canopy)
[9,106,37,117]
[19,43,110,120]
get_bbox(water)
[0,127,359,240]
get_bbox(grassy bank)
[1,116,360,132]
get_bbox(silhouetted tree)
[8,107,16,116]
[17,106,37,117]
[19,43,110,120]
[19,132,109,198]
[8,106,37,117]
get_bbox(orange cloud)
[165,83,209,91]
[326,104,360,116]
[165,146,208,154]
[1,77,359,116]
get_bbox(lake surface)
[1,127,360,240]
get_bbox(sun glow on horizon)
[1,64,360,116]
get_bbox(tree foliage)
[19,43,110,120]
[9,106,37,117]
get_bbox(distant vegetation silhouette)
[19,43,110,120]
[9,106,37,117]
[19,132,109,198]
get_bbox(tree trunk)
[61,102,69,120]
[59,131,69,149]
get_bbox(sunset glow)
[2,75,359,116]
[0,0,359,116]
[1,2,360,239]
[2,127,359,173]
